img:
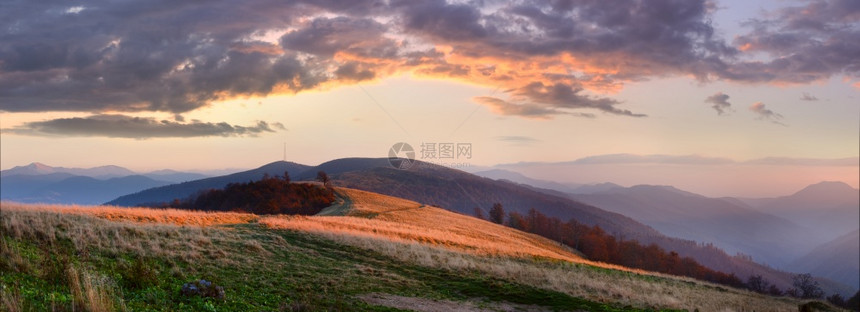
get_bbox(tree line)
[478,203,859,307]
[155,172,335,215]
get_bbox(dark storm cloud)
[3,115,284,139]
[0,0,856,121]
[704,92,732,115]
[727,0,860,83]
[509,82,645,117]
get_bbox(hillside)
[1,174,170,205]
[107,161,310,206]
[789,229,860,289]
[263,187,584,262]
[1,162,137,178]
[570,185,816,268]
[300,158,661,238]
[0,193,816,311]
[740,181,860,243]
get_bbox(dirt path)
[315,189,354,216]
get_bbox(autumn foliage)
[497,207,747,289]
[156,175,335,215]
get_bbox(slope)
[298,158,660,238]
[263,187,584,262]
[106,161,310,206]
[1,174,170,205]
[0,198,813,311]
[742,181,860,243]
[570,185,815,267]
[789,229,860,289]
[1,162,136,178]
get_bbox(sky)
[1,0,858,197]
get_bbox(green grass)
[1,211,681,312]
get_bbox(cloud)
[0,0,856,121]
[3,114,284,139]
[704,92,732,115]
[749,102,786,125]
[800,92,819,101]
[744,157,859,166]
[499,154,859,167]
[726,0,860,83]
[570,154,735,165]
[496,136,540,144]
[474,96,595,119]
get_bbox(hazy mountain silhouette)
[1,174,169,205]
[1,162,136,178]
[142,170,210,183]
[789,229,860,289]
[569,183,625,194]
[1,172,77,199]
[570,185,816,268]
[107,161,310,206]
[473,169,581,193]
[739,181,859,243]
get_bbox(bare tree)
[316,171,331,188]
[792,273,823,299]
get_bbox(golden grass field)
[0,188,814,311]
[260,188,585,263]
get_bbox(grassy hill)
[0,189,824,311]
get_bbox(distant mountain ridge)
[2,162,137,178]
[1,174,170,205]
[107,161,311,206]
[789,229,860,289]
[570,184,816,268]
[738,181,859,243]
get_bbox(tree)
[792,273,824,299]
[845,290,859,310]
[767,284,784,296]
[283,171,291,183]
[747,275,771,294]
[473,207,485,220]
[488,203,505,224]
[316,171,331,188]
[827,294,846,307]
[507,212,527,230]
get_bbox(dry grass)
[0,192,809,311]
[259,188,803,311]
[0,288,22,312]
[303,230,801,311]
[0,202,262,265]
[67,266,119,312]
[0,201,257,226]
[262,188,584,262]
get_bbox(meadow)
[0,189,826,311]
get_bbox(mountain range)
[4,159,857,295]
[736,181,860,244]
[0,163,212,204]
[568,185,817,268]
